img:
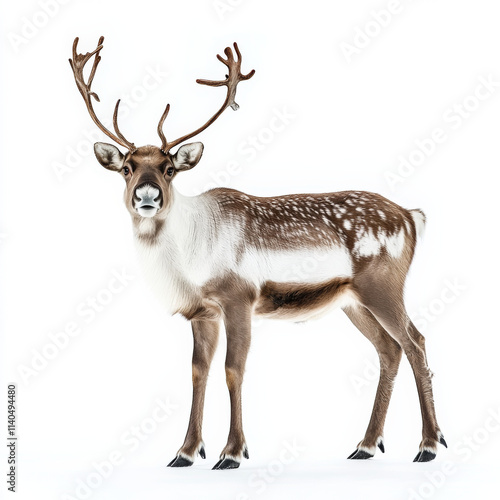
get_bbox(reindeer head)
[69,37,254,219]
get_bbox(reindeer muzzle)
[134,183,162,218]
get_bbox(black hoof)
[199,446,206,459]
[413,450,436,462]
[378,441,385,453]
[347,449,373,460]
[212,457,240,470]
[439,436,448,449]
[243,447,249,459]
[167,455,193,467]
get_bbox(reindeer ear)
[94,143,125,171]
[171,142,204,171]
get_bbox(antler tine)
[69,36,136,153]
[157,104,171,152]
[113,100,136,151]
[233,42,242,62]
[87,36,104,91]
[157,43,255,154]
[216,53,230,67]
[233,42,255,81]
[196,77,227,87]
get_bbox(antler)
[69,37,136,153]
[158,42,255,153]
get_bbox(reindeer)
[69,37,446,470]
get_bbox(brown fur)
[209,189,415,257]
[177,320,220,458]
[255,277,352,319]
[343,305,402,449]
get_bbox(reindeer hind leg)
[357,288,445,462]
[344,304,402,459]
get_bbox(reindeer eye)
[123,167,130,175]
[166,167,174,177]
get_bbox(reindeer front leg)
[168,319,219,467]
[212,304,252,470]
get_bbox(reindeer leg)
[406,320,448,461]
[359,290,446,462]
[212,305,252,470]
[168,319,219,467]
[344,304,402,459]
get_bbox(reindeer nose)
[135,183,162,210]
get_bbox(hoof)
[212,457,240,470]
[347,449,373,460]
[167,455,193,467]
[199,446,206,459]
[413,450,436,462]
[439,435,448,448]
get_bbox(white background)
[1,0,500,499]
